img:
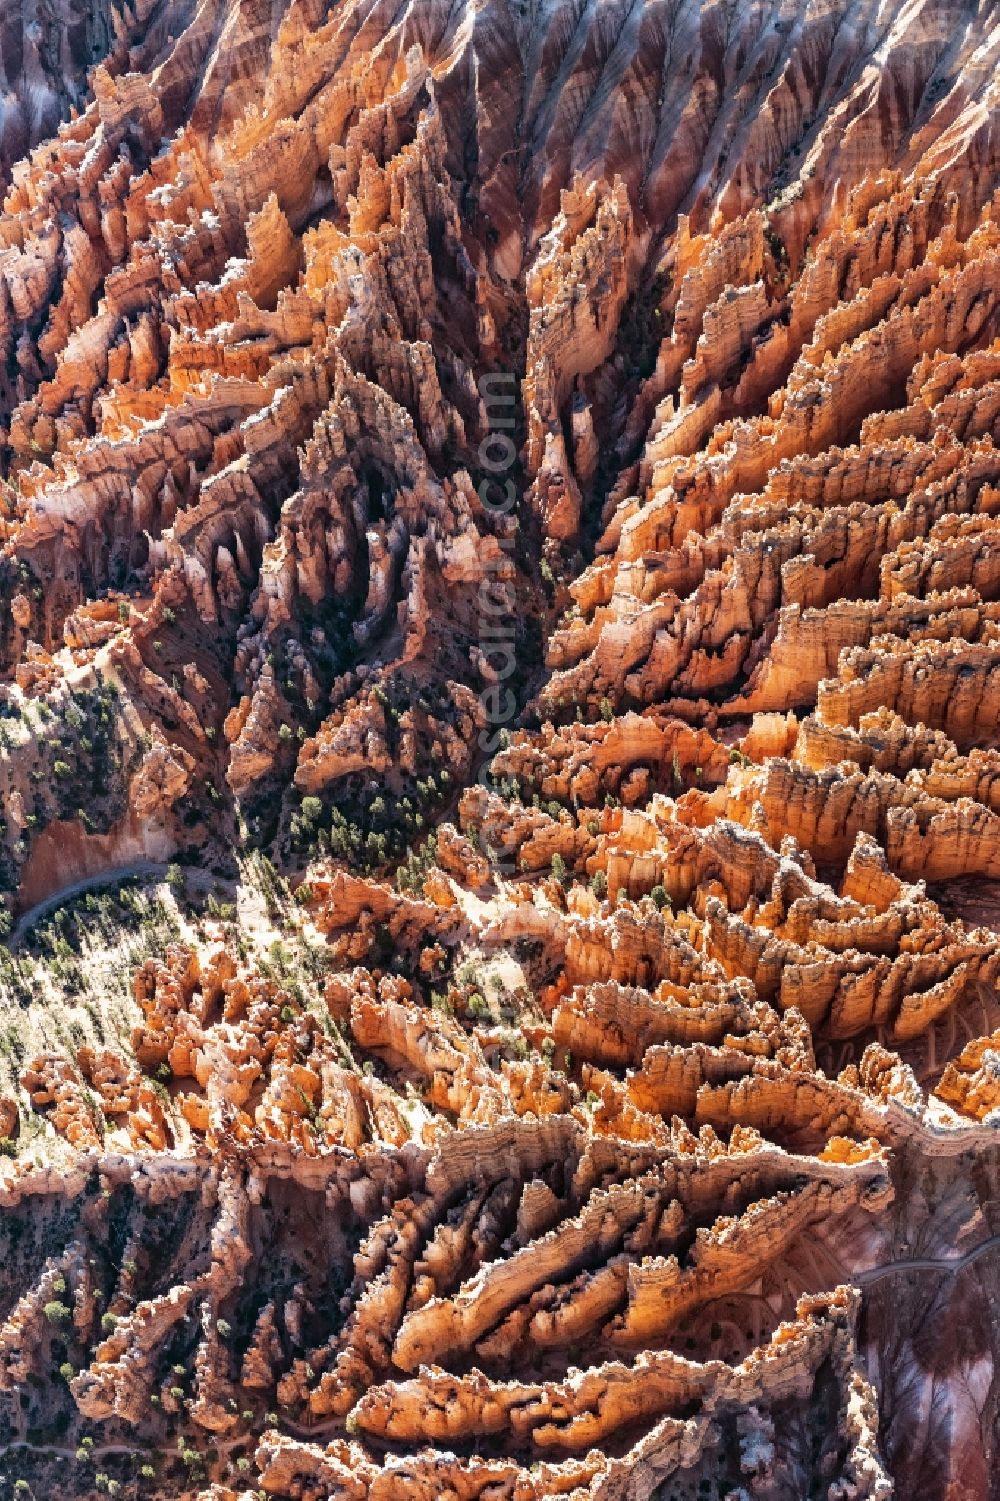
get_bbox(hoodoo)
[0,1,998,1498]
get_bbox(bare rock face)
[2,1,1000,1499]
[0,0,152,185]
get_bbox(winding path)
[855,1232,1000,1287]
[0,1431,248,1466]
[10,861,171,947]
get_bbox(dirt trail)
[10,862,171,946]
[856,1233,1000,1286]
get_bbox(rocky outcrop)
[3,1,1000,1499]
[0,0,993,907]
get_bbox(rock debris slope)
[0,0,1000,1498]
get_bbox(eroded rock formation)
[2,0,1000,1498]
